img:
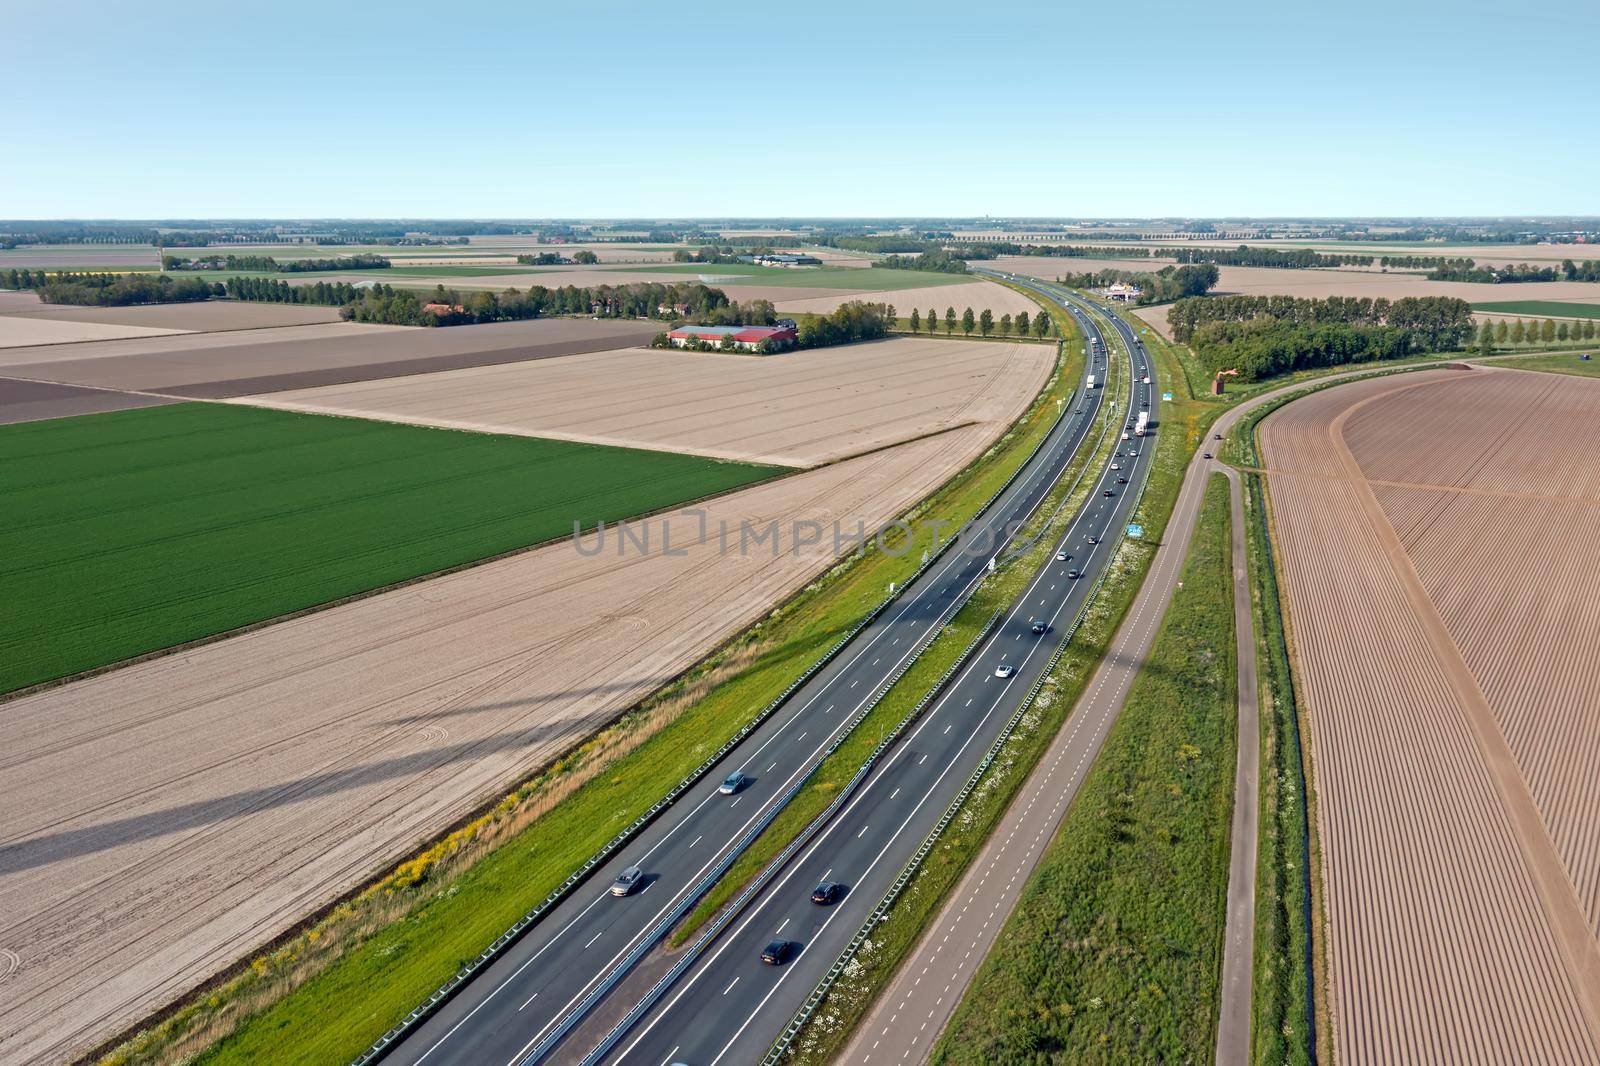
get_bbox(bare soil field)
[0,318,661,398]
[6,298,344,331]
[983,254,1170,278]
[0,321,402,370]
[0,317,187,349]
[0,351,1050,1064]
[236,337,1052,467]
[0,246,160,270]
[0,378,177,424]
[774,278,1039,317]
[1260,367,1600,1064]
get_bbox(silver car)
[611,865,644,897]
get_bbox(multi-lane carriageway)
[379,289,1159,1066]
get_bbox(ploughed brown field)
[1260,367,1600,1064]
[236,337,1049,467]
[0,318,662,422]
[0,337,1053,1065]
[772,278,1038,318]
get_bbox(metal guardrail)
[577,608,1006,1066]
[762,297,1155,1065]
[352,360,1088,1066]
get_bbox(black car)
[1030,619,1048,634]
[762,938,796,964]
[1203,452,1213,460]
[1067,569,1082,579]
[1117,476,1128,484]
[812,881,841,905]
[1103,489,1114,497]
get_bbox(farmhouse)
[1100,282,1143,302]
[666,324,798,351]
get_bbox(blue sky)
[6,0,1596,218]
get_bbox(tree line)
[1426,258,1600,283]
[1162,245,1372,268]
[160,253,392,272]
[1479,317,1597,348]
[1169,294,1475,381]
[904,305,1054,339]
[652,301,894,352]
[1055,264,1220,305]
[334,281,745,326]
[515,249,599,265]
[872,250,969,274]
[33,272,222,306]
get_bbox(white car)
[1110,463,1120,471]
[1055,550,1068,561]
[994,663,1016,679]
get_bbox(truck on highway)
[1135,411,1150,437]
[1086,374,1096,390]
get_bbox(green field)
[601,263,970,290]
[932,474,1237,1064]
[1471,300,1600,319]
[1497,351,1600,377]
[0,404,779,694]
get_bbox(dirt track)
[236,338,1051,467]
[1260,367,1600,1063]
[0,349,1052,1065]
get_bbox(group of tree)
[1055,263,1220,305]
[1426,260,1562,283]
[33,272,222,306]
[1162,245,1372,269]
[324,281,742,327]
[647,301,892,353]
[905,305,1053,339]
[160,253,391,273]
[670,246,763,264]
[872,250,969,274]
[516,249,597,264]
[224,275,368,306]
[1170,294,1475,381]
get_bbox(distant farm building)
[739,253,822,268]
[666,324,798,351]
[1100,282,1143,302]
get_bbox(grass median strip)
[99,318,1083,1066]
[930,474,1237,1064]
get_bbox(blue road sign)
[1127,523,1144,539]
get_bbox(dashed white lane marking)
[722,976,740,996]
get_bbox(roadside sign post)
[1127,524,1144,539]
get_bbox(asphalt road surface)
[587,287,1158,1066]
[379,292,1121,1066]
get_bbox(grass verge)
[929,474,1236,1063]
[98,324,1080,1066]
[1490,348,1600,377]
[1,403,779,695]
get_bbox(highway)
[376,290,1123,1066]
[585,287,1159,1066]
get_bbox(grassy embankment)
[931,474,1236,1063]
[0,404,780,695]
[1237,451,1318,1065]
[782,294,1221,1064]
[673,308,1112,944]
[101,311,1078,1066]
[1492,349,1600,377]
